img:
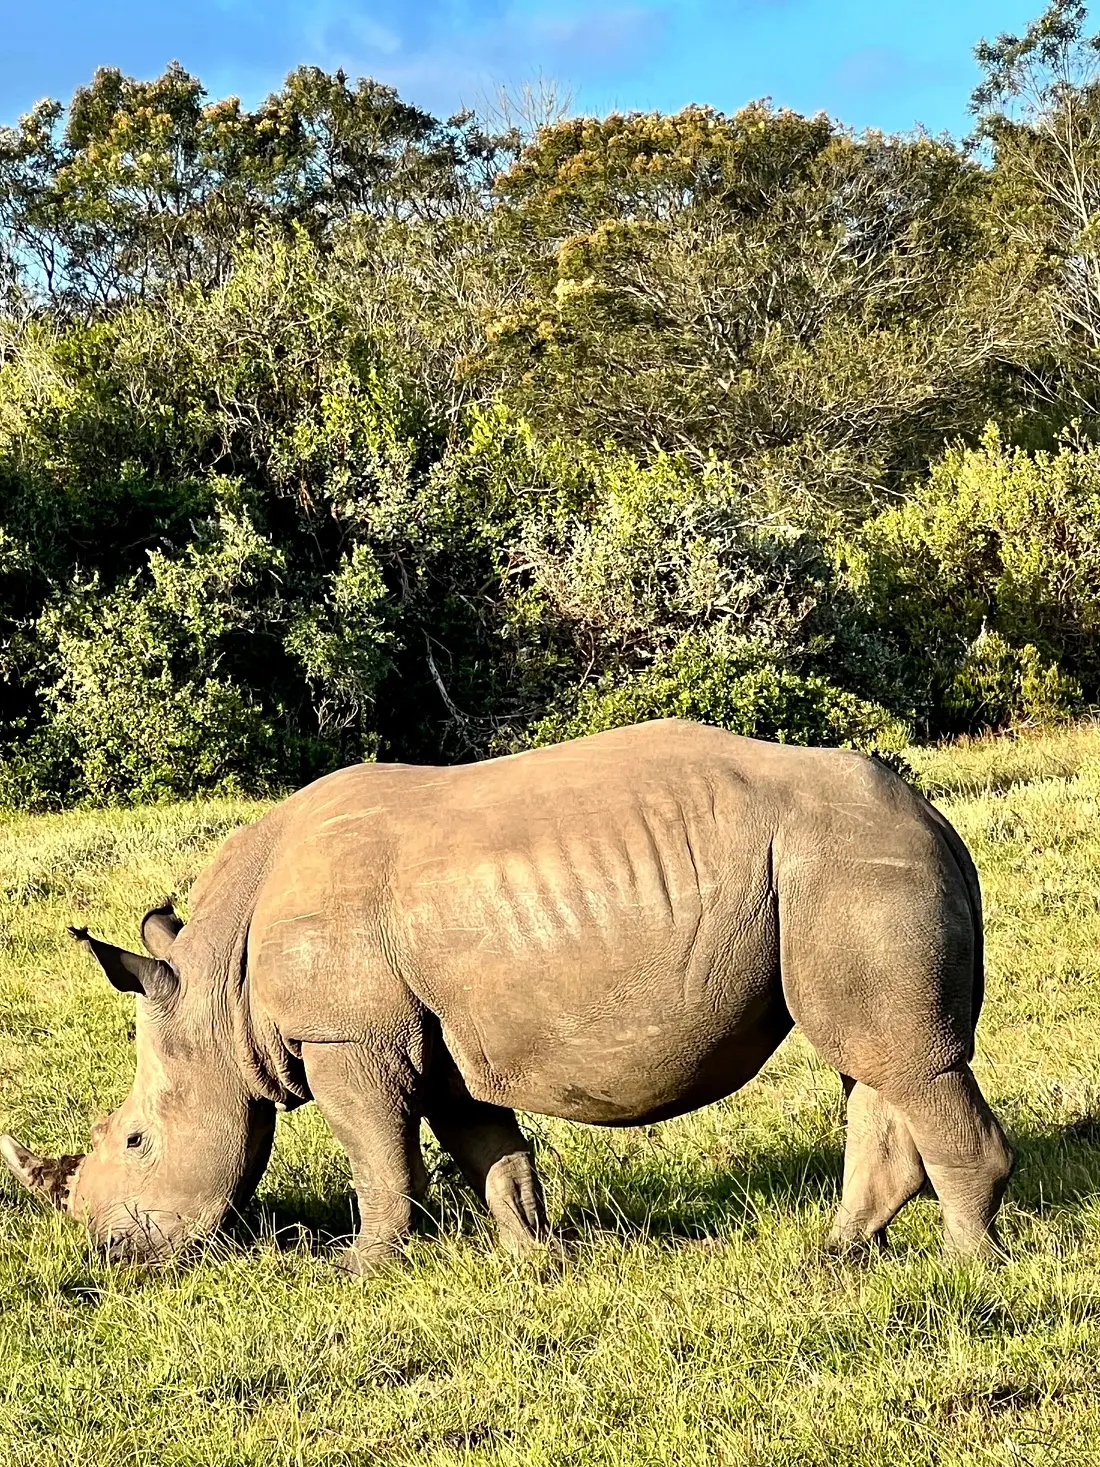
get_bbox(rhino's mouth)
[97,1203,229,1263]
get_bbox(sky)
[0,0,1057,139]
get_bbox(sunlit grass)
[4,728,1100,1464]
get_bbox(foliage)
[1,502,291,807]
[520,637,911,757]
[843,425,1100,732]
[477,105,1038,510]
[972,2,1100,415]
[0,63,514,311]
[2,14,1100,807]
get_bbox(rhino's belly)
[390,769,783,1122]
[447,982,792,1125]
[426,902,785,1125]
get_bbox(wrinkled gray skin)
[2,719,1013,1267]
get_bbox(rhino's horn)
[0,1135,38,1189]
[1,1135,82,1211]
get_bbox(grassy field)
[4,726,1100,1466]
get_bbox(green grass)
[5,729,1100,1465]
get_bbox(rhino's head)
[2,903,276,1261]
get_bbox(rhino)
[2,719,1012,1267]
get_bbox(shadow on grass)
[235,1163,467,1255]
[233,1189,359,1254]
[555,1136,845,1244]
[242,1113,1100,1258]
[1002,1113,1100,1216]
[241,1136,847,1255]
[557,1114,1100,1243]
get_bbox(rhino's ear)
[69,927,178,1003]
[140,899,184,960]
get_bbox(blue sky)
[0,0,1053,137]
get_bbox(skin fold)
[3,719,1013,1268]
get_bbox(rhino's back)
[386,726,783,1117]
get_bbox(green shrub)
[488,425,891,723]
[10,503,294,805]
[516,634,912,758]
[943,630,1081,732]
[843,426,1100,734]
[1,196,1096,805]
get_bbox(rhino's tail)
[921,799,985,1049]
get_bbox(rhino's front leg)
[302,1040,427,1274]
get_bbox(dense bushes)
[843,428,1100,733]
[3,8,1100,806]
[521,640,911,758]
[3,283,1094,806]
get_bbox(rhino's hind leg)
[825,1064,1011,1260]
[302,1040,428,1274]
[827,1078,926,1256]
[427,1097,547,1257]
[889,1065,1013,1259]
[780,861,1012,1259]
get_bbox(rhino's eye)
[126,1132,143,1149]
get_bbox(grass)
[4,726,1100,1464]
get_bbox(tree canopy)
[2,5,1100,807]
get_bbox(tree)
[0,64,517,312]
[972,1,1100,411]
[474,105,1037,514]
[0,67,285,307]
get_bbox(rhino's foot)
[940,1225,1010,1267]
[499,1224,567,1265]
[334,1241,404,1277]
[498,1225,545,1260]
[822,1226,888,1265]
[498,1230,570,1282]
[485,1151,548,1252]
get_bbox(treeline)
[2,2,1100,805]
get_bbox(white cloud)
[286,1,669,115]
